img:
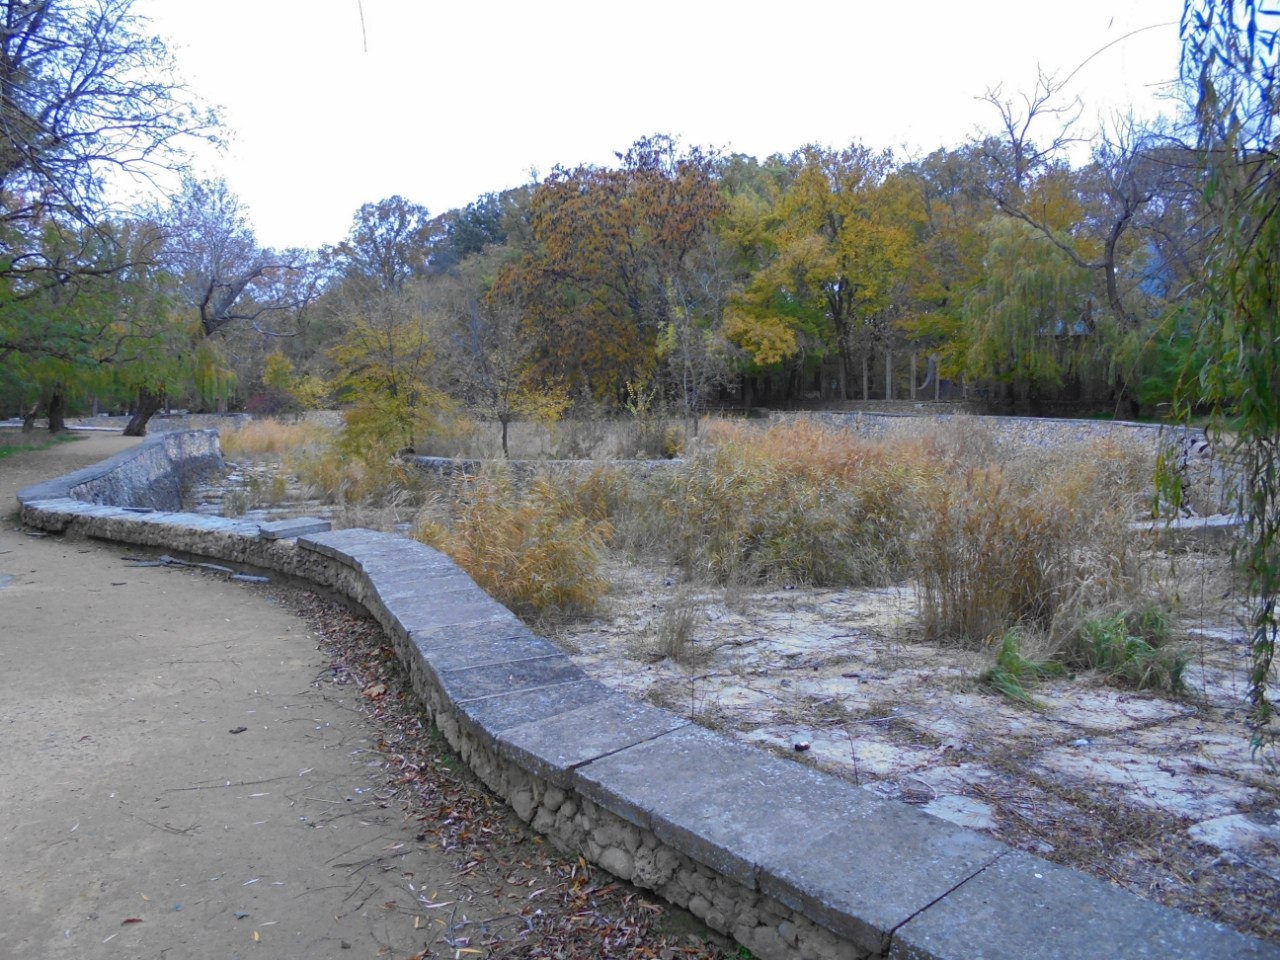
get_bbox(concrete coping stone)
[21,498,261,538]
[17,430,1280,960]
[411,622,562,674]
[454,678,614,738]
[123,510,259,533]
[297,527,398,567]
[575,724,1006,953]
[357,542,460,577]
[300,529,463,582]
[435,653,587,706]
[381,590,517,635]
[495,693,690,787]
[890,847,1276,960]
[259,517,332,539]
[367,570,482,608]
[22,497,130,517]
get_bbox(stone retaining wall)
[407,454,683,484]
[16,428,225,509]
[768,409,1199,450]
[15,431,1276,960]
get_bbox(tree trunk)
[861,355,869,402]
[1118,387,1142,422]
[21,402,39,432]
[48,390,67,433]
[910,352,917,400]
[884,350,893,401]
[124,388,164,437]
[501,417,510,459]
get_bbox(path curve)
[0,435,481,959]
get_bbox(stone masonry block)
[889,848,1280,960]
[495,694,689,788]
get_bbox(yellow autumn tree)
[724,144,923,399]
[328,281,449,457]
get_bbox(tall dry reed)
[414,473,612,618]
[649,420,936,586]
[913,438,1148,648]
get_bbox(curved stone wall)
[15,431,1275,960]
[15,428,225,509]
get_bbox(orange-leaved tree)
[499,135,729,414]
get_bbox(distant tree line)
[0,0,1257,437]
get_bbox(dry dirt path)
[0,433,469,959]
[0,435,579,960]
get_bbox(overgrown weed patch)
[222,414,1170,675]
[414,471,612,619]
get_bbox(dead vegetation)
[213,414,1280,946]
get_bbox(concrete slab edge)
[13,430,1278,960]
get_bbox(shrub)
[414,474,611,618]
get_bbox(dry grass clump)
[650,420,936,586]
[914,439,1147,649]
[219,416,417,506]
[218,418,333,458]
[414,473,612,619]
[645,588,706,664]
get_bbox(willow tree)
[0,0,216,426]
[898,144,998,390]
[963,218,1099,410]
[117,176,320,435]
[1180,0,1280,755]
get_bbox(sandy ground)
[0,435,517,960]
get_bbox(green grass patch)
[982,632,1068,707]
[1076,610,1188,693]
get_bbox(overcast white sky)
[134,1,1186,252]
